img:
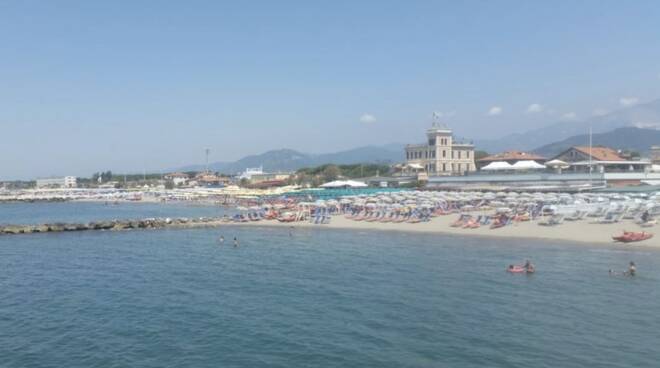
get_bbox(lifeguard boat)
[612,231,653,243]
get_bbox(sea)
[1,202,659,367]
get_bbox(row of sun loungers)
[345,211,431,223]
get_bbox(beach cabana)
[481,161,513,171]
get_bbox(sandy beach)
[223,215,660,247]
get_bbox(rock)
[47,223,65,232]
[2,225,25,234]
[34,225,50,233]
[63,224,80,231]
[111,223,128,231]
[95,221,114,230]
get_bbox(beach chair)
[539,214,563,226]
[594,212,619,224]
[451,214,469,227]
[564,211,583,221]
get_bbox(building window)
[432,151,436,158]
[442,163,446,172]
[451,151,454,159]
[467,151,470,158]
[442,150,446,158]
[458,151,461,159]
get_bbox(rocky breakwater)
[0,217,227,235]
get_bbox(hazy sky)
[2,1,660,179]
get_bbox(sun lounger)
[538,214,564,226]
[593,212,623,224]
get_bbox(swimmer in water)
[219,235,224,244]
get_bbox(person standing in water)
[233,237,239,247]
[628,261,636,276]
[219,235,224,244]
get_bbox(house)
[404,123,476,175]
[650,146,660,164]
[194,172,229,187]
[36,176,77,188]
[553,146,625,163]
[164,172,190,186]
[552,146,651,174]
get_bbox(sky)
[1,0,660,179]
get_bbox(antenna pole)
[205,148,210,174]
[589,125,593,186]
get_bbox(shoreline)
[221,215,660,247]
[4,213,657,248]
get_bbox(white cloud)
[359,113,376,123]
[592,108,608,117]
[526,103,544,113]
[560,112,578,121]
[619,97,639,107]
[487,106,502,116]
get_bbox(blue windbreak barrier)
[279,188,411,200]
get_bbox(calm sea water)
[1,203,659,367]
[0,201,231,225]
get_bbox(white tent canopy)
[320,180,368,188]
[481,161,513,171]
[511,160,546,170]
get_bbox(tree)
[164,180,175,190]
[474,151,490,161]
[321,165,341,182]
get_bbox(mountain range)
[176,144,405,174]
[476,98,660,153]
[532,127,660,158]
[174,99,660,173]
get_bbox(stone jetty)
[0,217,228,235]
